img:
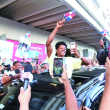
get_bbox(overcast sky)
[98,0,110,10]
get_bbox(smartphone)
[53,57,63,78]
[71,42,75,48]
[71,42,75,54]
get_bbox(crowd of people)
[0,19,109,110]
[18,57,110,110]
[81,59,104,70]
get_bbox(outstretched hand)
[2,58,6,63]
[18,85,31,105]
[58,65,68,84]
[70,48,80,57]
[70,43,80,57]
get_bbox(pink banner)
[7,39,47,63]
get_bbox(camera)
[97,41,110,65]
[1,64,11,74]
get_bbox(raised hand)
[2,57,6,63]
[70,48,80,57]
[56,19,65,28]
[58,65,68,84]
[99,39,104,49]
[18,85,31,106]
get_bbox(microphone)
[15,69,20,74]
[20,64,33,90]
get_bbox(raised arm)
[58,66,79,110]
[99,57,110,110]
[18,85,31,110]
[99,39,104,49]
[80,57,90,65]
[2,58,6,63]
[46,19,65,58]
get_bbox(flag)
[100,29,109,36]
[25,31,30,38]
[64,10,75,21]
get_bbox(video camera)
[1,64,11,74]
[97,41,110,65]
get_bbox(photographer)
[46,19,90,78]
[1,61,22,86]
[0,65,5,74]
[97,39,110,65]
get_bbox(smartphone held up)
[71,42,75,48]
[71,42,75,54]
[53,57,64,78]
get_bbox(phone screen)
[53,58,63,77]
[71,42,75,48]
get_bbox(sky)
[97,0,110,18]
[97,0,110,8]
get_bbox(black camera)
[1,64,11,74]
[97,41,110,65]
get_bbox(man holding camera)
[1,61,22,86]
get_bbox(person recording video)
[51,65,91,110]
[18,66,91,110]
[46,19,90,78]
